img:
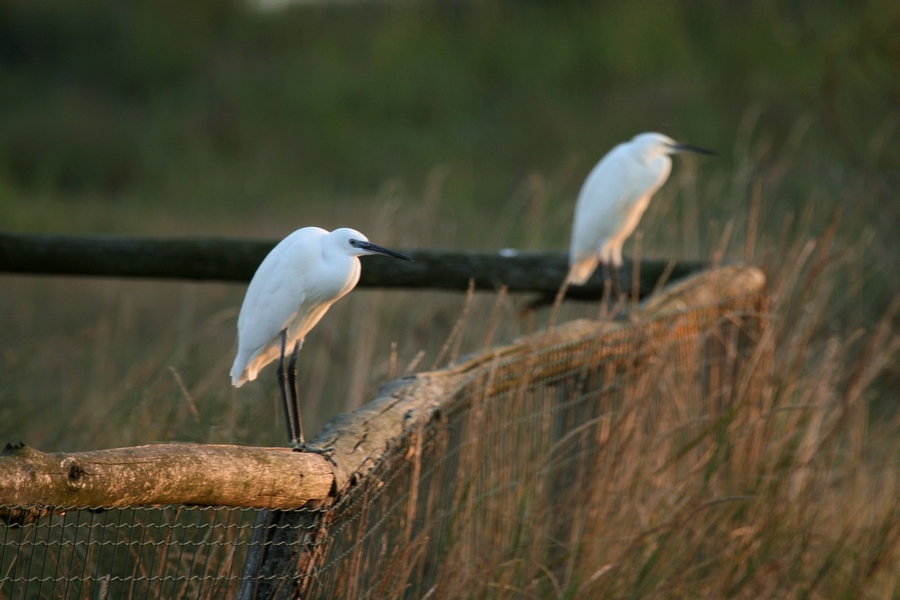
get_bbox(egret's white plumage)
[567,132,713,285]
[231,227,410,387]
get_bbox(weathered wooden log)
[0,265,765,516]
[0,231,705,300]
[0,442,333,513]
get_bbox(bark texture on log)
[0,231,705,299]
[0,442,332,510]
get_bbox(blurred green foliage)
[0,0,896,213]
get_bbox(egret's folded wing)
[231,230,323,382]
[570,151,635,259]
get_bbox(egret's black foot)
[290,441,337,465]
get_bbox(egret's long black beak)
[352,240,413,261]
[671,142,716,156]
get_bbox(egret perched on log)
[231,227,411,454]
[567,132,714,290]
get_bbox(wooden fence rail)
[0,232,705,300]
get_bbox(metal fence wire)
[0,504,276,599]
[1,268,768,599]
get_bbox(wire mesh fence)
[1,268,768,599]
[0,504,266,599]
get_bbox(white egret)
[567,132,714,289]
[231,226,411,453]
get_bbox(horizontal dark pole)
[0,232,705,300]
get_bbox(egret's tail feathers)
[566,257,600,286]
[230,355,252,388]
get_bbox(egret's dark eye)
[349,239,359,246]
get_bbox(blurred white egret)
[567,132,714,288]
[231,226,411,452]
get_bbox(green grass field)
[0,0,898,596]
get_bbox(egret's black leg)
[276,330,294,445]
[610,264,624,301]
[287,341,304,445]
[284,340,336,464]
